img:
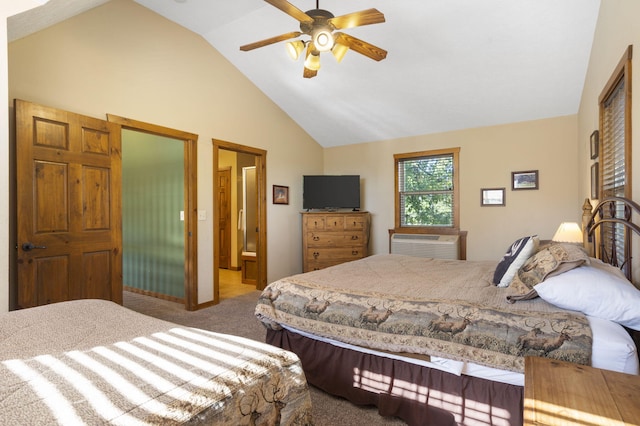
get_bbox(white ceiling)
[8,0,601,148]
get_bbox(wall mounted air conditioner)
[390,233,460,260]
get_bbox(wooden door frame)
[107,114,199,311]
[213,139,267,304]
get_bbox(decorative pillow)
[492,235,539,287]
[534,260,640,331]
[506,243,589,301]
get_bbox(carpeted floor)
[123,291,407,425]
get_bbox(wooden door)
[16,100,122,308]
[217,167,231,269]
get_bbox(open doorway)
[108,114,199,311]
[213,140,267,303]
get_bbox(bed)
[255,197,640,426]
[0,299,313,425]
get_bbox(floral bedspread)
[255,254,592,373]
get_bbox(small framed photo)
[511,170,539,190]
[481,188,506,206]
[590,130,599,160]
[273,185,289,205]
[591,163,599,199]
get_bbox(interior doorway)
[108,114,199,311]
[121,130,185,301]
[213,139,267,303]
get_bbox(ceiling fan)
[240,0,387,78]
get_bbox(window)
[599,46,632,200]
[597,45,632,273]
[394,148,460,229]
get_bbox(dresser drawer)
[305,259,349,271]
[305,247,366,263]
[304,216,326,231]
[324,215,345,230]
[344,215,366,230]
[306,231,365,247]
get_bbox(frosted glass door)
[122,130,185,298]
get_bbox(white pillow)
[535,259,640,331]
[588,315,639,374]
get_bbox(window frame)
[596,45,632,276]
[598,45,632,200]
[394,147,460,231]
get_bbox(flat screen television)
[303,175,361,211]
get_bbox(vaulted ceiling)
[8,0,601,147]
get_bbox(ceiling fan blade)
[264,0,313,23]
[303,67,318,78]
[240,31,302,51]
[329,8,385,30]
[334,32,387,61]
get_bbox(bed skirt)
[266,328,523,426]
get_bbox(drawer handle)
[351,235,359,240]
[334,221,338,226]
[313,251,320,259]
[352,250,359,256]
[313,236,320,241]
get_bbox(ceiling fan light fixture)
[331,43,348,63]
[286,40,305,60]
[313,28,334,52]
[304,52,321,71]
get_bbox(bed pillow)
[492,235,539,287]
[507,243,589,301]
[534,260,640,331]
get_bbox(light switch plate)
[198,210,206,221]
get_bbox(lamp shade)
[332,43,349,63]
[304,52,321,71]
[552,222,583,243]
[286,40,305,60]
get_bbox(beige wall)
[6,0,323,307]
[324,115,580,260]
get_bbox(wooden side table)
[524,356,640,425]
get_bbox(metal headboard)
[582,196,640,282]
[583,197,640,351]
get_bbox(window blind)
[398,154,454,227]
[599,52,630,274]
[601,78,626,198]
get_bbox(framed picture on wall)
[590,130,599,159]
[511,170,539,190]
[481,188,506,206]
[273,185,289,205]
[591,163,599,199]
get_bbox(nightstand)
[524,356,640,425]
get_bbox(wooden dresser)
[302,211,370,272]
[524,356,640,425]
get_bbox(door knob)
[22,242,47,251]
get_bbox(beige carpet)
[123,291,407,426]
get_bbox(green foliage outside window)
[399,155,454,226]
